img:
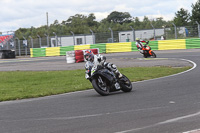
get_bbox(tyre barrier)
[66,51,75,63]
[91,48,99,55]
[75,50,84,63]
[66,48,99,63]
[0,50,15,59]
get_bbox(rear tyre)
[92,76,110,96]
[119,75,132,92]
[143,51,148,58]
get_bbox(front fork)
[149,50,153,55]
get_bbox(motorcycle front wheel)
[92,76,110,96]
[151,51,156,58]
[119,75,132,92]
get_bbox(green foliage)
[106,11,132,24]
[173,8,190,26]
[191,0,200,25]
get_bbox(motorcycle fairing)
[91,68,116,85]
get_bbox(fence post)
[70,31,75,45]
[130,26,135,41]
[44,33,49,47]
[108,27,114,43]
[196,21,200,38]
[37,34,42,48]
[150,23,156,40]
[53,32,58,47]
[172,23,177,39]
[90,29,95,44]
[22,36,27,56]
[29,36,33,48]
[15,37,21,56]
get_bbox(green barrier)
[186,38,200,49]
[31,48,46,57]
[131,41,137,51]
[90,43,106,53]
[149,40,158,50]
[60,46,74,56]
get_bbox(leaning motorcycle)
[87,66,132,96]
[142,41,156,58]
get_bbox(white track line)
[133,58,197,84]
[183,128,200,133]
[116,111,200,133]
[1,106,168,122]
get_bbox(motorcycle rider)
[135,38,146,54]
[84,50,123,80]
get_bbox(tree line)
[15,0,200,40]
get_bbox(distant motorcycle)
[142,41,156,58]
[87,66,132,96]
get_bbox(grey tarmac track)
[0,49,194,71]
[0,49,199,133]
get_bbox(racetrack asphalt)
[0,49,199,133]
[0,49,194,71]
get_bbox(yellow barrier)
[106,42,132,53]
[46,47,60,56]
[30,48,33,57]
[158,39,186,50]
[74,44,90,50]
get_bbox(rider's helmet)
[136,38,140,42]
[84,50,94,62]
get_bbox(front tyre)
[92,76,110,96]
[119,75,132,92]
[151,51,156,58]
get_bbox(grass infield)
[0,66,191,101]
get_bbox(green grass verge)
[0,66,191,101]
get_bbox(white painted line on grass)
[133,58,197,84]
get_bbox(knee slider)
[111,64,117,69]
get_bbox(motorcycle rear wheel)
[143,51,148,58]
[119,75,132,92]
[92,76,110,96]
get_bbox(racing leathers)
[135,40,146,54]
[85,54,122,79]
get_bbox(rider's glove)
[97,55,104,63]
[97,57,101,62]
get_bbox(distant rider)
[84,50,122,79]
[135,38,146,54]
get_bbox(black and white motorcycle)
[87,65,132,96]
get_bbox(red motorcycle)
[141,41,156,58]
